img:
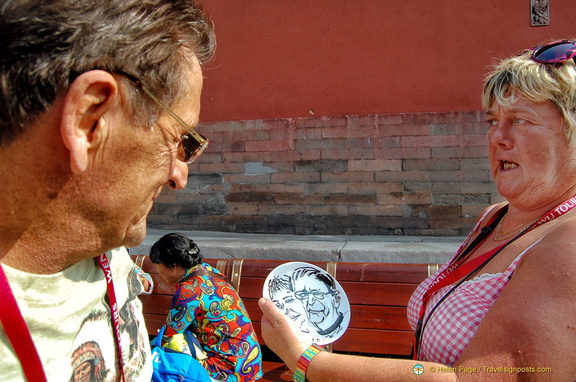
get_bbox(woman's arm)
[258,298,455,382]
[134,265,153,294]
[163,283,199,342]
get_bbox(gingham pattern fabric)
[407,243,534,365]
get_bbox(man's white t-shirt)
[0,247,152,381]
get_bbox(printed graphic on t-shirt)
[69,267,149,381]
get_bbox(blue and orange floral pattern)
[163,263,262,381]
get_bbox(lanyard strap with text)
[421,210,507,310]
[96,253,127,382]
[413,193,576,358]
[0,264,47,382]
[411,207,506,358]
[420,243,505,318]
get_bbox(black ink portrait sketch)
[266,263,350,344]
[268,274,310,334]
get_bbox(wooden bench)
[132,255,439,381]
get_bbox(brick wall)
[148,111,503,236]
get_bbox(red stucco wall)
[198,0,574,122]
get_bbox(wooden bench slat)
[233,259,431,283]
[233,276,265,298]
[260,361,292,382]
[331,327,413,355]
[251,322,413,357]
[138,294,173,315]
[347,305,411,331]
[335,262,430,283]
[235,259,329,277]
[340,281,417,306]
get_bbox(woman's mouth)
[501,160,519,170]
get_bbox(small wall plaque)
[531,0,550,26]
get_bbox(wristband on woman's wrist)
[293,343,325,382]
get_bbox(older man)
[0,0,215,380]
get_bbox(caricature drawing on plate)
[263,262,351,345]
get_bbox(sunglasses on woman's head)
[531,40,576,64]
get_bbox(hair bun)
[187,242,200,256]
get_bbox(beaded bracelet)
[293,343,325,382]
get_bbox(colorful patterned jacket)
[163,263,262,381]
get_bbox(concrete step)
[129,229,465,264]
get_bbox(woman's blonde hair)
[482,43,576,143]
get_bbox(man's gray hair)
[0,0,216,146]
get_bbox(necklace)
[492,215,532,241]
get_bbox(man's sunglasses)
[120,72,208,164]
[531,40,576,64]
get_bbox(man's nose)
[168,160,189,190]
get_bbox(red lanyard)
[0,264,47,381]
[0,254,128,381]
[413,194,576,358]
[96,253,127,382]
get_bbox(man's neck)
[0,207,104,274]
[1,237,101,275]
[0,120,73,269]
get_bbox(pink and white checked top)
[407,239,536,366]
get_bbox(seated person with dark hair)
[150,233,262,382]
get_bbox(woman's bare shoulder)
[526,215,576,266]
[457,215,576,376]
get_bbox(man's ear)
[60,70,118,173]
[334,290,341,305]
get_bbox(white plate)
[263,262,350,345]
